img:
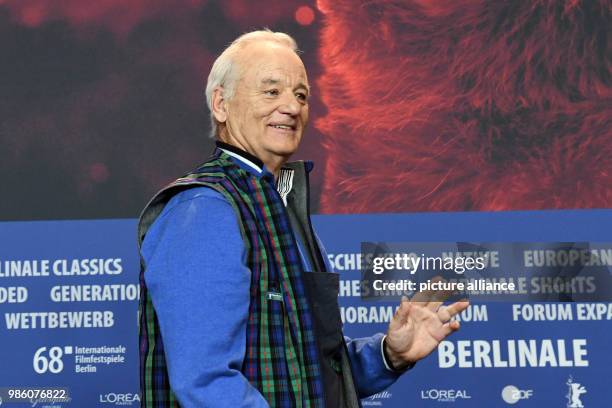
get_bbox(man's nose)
[278,92,301,115]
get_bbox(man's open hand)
[384,296,469,370]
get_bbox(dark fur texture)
[316,0,611,213]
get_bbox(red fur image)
[315,0,611,213]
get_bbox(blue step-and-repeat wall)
[2,210,610,407]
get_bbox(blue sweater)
[141,158,403,407]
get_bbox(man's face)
[222,42,310,167]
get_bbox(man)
[138,30,468,407]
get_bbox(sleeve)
[141,187,270,408]
[315,233,409,398]
[344,334,405,398]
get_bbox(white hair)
[205,29,299,138]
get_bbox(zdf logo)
[501,385,533,404]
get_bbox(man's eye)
[296,92,308,101]
[264,89,279,96]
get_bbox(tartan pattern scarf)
[137,150,325,407]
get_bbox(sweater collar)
[215,140,314,175]
[214,141,315,205]
[215,141,265,175]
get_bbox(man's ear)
[212,86,228,123]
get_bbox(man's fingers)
[389,296,411,330]
[441,320,461,337]
[408,290,430,305]
[445,300,470,317]
[437,305,452,323]
[427,301,443,312]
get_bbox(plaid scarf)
[138,150,325,407]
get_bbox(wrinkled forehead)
[236,43,309,88]
[252,66,310,91]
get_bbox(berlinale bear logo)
[566,376,587,408]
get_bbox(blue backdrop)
[1,210,610,407]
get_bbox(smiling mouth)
[269,124,296,130]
